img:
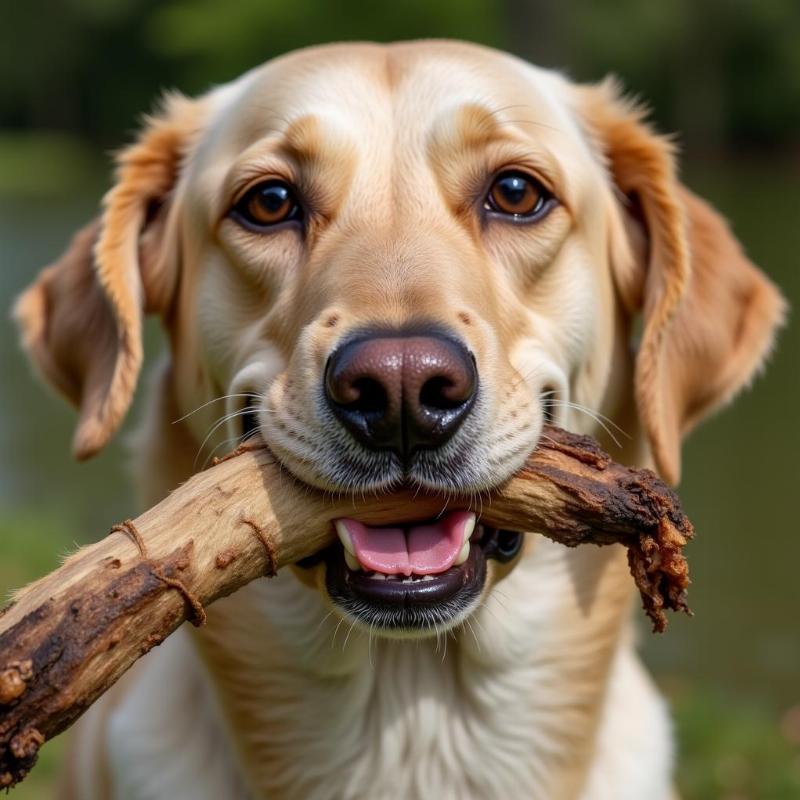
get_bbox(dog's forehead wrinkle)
[200,44,580,169]
[192,60,393,192]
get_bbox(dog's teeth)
[369,572,387,580]
[454,540,470,566]
[462,514,477,544]
[335,521,356,556]
[421,574,434,581]
[344,550,361,571]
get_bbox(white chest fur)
[99,540,673,800]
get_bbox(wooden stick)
[0,426,692,788]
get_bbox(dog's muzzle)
[323,327,478,461]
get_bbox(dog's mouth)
[298,511,524,634]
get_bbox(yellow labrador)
[16,41,784,800]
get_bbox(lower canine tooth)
[335,521,356,556]
[454,540,470,566]
[462,515,477,544]
[344,550,361,571]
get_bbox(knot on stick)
[240,516,277,577]
[110,520,207,626]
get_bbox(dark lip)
[330,541,485,607]
[309,523,523,631]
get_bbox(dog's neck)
[192,541,632,800]
[133,364,636,799]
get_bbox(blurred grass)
[1,512,81,594]
[672,687,800,799]
[0,133,105,198]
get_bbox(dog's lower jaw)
[170,540,672,800]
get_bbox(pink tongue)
[340,511,474,576]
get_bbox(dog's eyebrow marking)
[452,104,514,149]
[442,103,562,150]
[276,114,326,166]
[427,102,567,209]
[429,103,560,168]
[219,112,357,222]
[484,104,565,135]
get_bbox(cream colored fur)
[16,41,783,800]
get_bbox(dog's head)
[15,42,784,636]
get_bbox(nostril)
[418,350,477,412]
[324,341,401,451]
[349,377,387,414]
[325,365,389,415]
[419,376,461,411]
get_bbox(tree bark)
[0,426,692,789]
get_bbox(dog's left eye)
[484,171,552,220]
[231,180,303,229]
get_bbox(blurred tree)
[0,0,502,149]
[146,0,503,89]
[0,0,171,145]
[504,0,800,150]
[0,0,798,161]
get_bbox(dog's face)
[184,45,620,632]
[15,42,784,637]
[189,44,609,493]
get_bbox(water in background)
[1,160,798,708]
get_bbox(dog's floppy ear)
[576,79,786,484]
[14,92,205,460]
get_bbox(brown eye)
[232,180,302,229]
[485,171,551,219]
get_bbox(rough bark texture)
[0,426,692,788]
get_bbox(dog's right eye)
[484,171,553,222]
[231,180,303,230]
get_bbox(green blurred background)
[1,1,798,798]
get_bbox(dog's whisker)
[469,604,492,638]
[544,400,627,447]
[488,587,513,614]
[193,407,256,468]
[463,616,482,653]
[508,363,547,393]
[342,617,357,653]
[201,426,263,469]
[476,596,507,627]
[331,616,346,650]
[172,392,261,425]
[311,608,336,641]
[545,399,630,438]
[368,620,376,668]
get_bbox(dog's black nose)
[324,330,478,457]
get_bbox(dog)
[15,41,784,800]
